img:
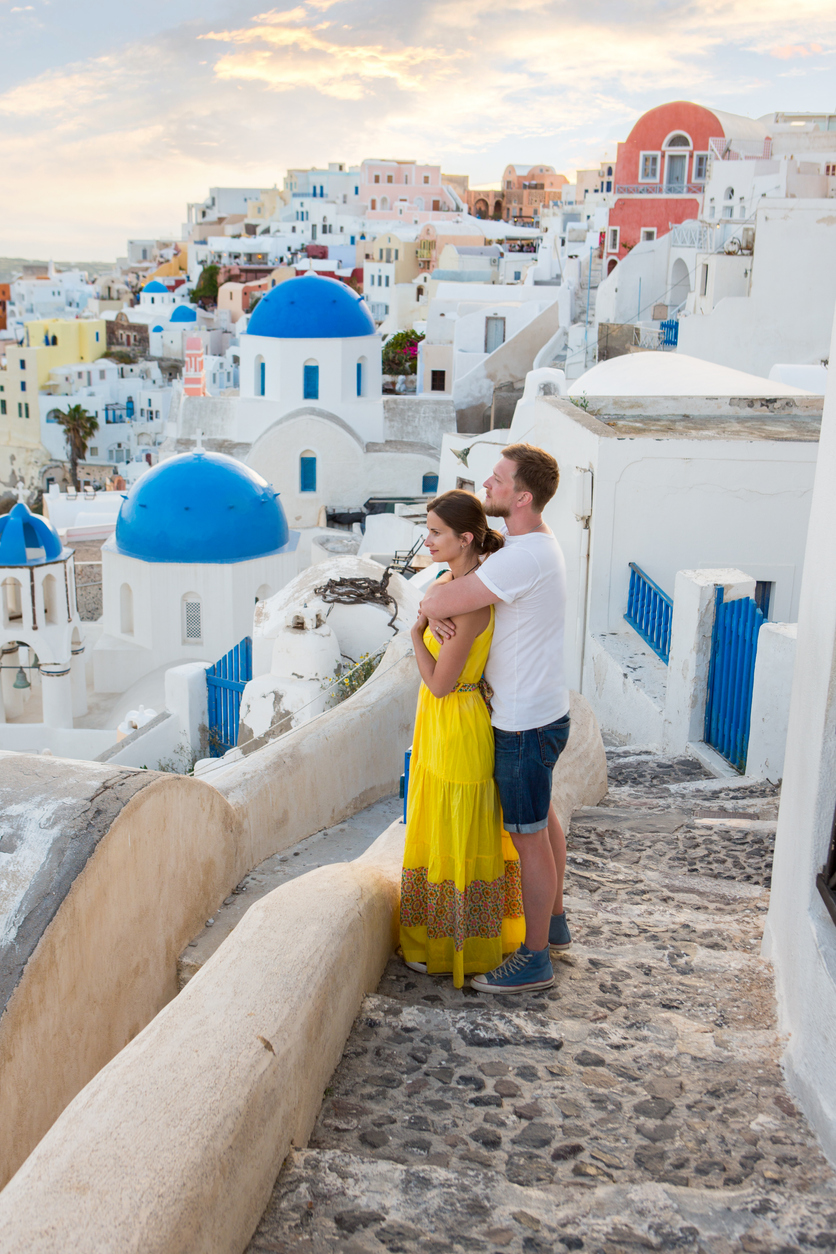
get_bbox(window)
[90,447,98,457]
[666,132,691,148]
[356,359,365,397]
[17,403,22,418]
[456,476,475,492]
[1,577,22,627]
[371,199,376,210]
[485,316,506,353]
[183,595,202,643]
[95,331,100,342]
[608,226,620,252]
[394,249,399,260]
[255,355,266,396]
[514,270,521,281]
[300,451,317,492]
[0,401,5,415]
[20,381,26,392]
[387,174,393,183]
[120,583,134,635]
[19,360,24,369]
[432,200,440,211]
[431,369,446,391]
[423,175,430,184]
[422,473,438,494]
[385,275,389,287]
[640,228,657,242]
[374,174,380,183]
[303,361,319,400]
[639,153,659,182]
[354,186,359,195]
[700,263,709,297]
[694,153,708,181]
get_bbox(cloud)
[1,0,835,258]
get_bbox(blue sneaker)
[471,945,554,994]
[549,912,572,952]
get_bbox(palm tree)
[54,403,99,490]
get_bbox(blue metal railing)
[704,589,764,773]
[624,562,673,664]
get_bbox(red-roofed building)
[604,102,769,275]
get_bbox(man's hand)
[428,616,457,645]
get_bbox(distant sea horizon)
[0,257,117,284]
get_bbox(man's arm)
[421,570,501,620]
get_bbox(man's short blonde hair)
[503,443,559,512]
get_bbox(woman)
[400,490,526,988]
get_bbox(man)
[421,443,571,993]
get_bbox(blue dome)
[170,305,197,323]
[0,502,62,566]
[151,324,164,332]
[142,280,168,294]
[246,274,375,340]
[115,452,291,564]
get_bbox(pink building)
[360,160,460,223]
[183,337,206,397]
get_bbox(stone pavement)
[247,749,836,1253]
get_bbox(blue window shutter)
[259,361,266,395]
[422,473,438,494]
[300,456,317,492]
[303,364,319,399]
[356,361,362,396]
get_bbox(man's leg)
[511,827,557,953]
[548,804,566,916]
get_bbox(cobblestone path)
[248,749,836,1254]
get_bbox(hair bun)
[481,527,504,555]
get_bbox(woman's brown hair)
[427,489,504,556]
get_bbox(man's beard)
[484,493,510,519]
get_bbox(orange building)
[501,164,568,223]
[0,283,9,332]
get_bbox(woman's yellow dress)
[400,607,526,988]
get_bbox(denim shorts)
[494,713,571,834]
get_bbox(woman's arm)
[411,606,489,698]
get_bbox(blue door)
[704,589,764,772]
[206,636,252,757]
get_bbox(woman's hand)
[413,609,429,635]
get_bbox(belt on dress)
[451,677,494,713]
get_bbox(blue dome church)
[0,495,85,728]
[93,450,299,694]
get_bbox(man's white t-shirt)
[476,522,569,732]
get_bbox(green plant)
[382,329,424,377]
[324,653,381,706]
[54,402,99,489]
[189,263,219,306]
[574,393,590,411]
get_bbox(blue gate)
[206,636,252,757]
[704,590,764,772]
[660,318,679,348]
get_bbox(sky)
[0,0,834,261]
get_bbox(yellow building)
[0,318,107,489]
[245,189,289,224]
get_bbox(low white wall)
[0,725,114,760]
[98,712,185,771]
[583,633,665,747]
[0,825,404,1254]
[746,623,797,783]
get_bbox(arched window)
[42,573,59,624]
[370,199,377,210]
[356,356,367,397]
[303,360,319,400]
[256,583,273,604]
[2,577,22,627]
[300,450,317,493]
[120,582,134,635]
[182,593,202,643]
[665,132,692,148]
[380,196,389,211]
[723,187,735,219]
[415,196,424,211]
[254,354,266,396]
